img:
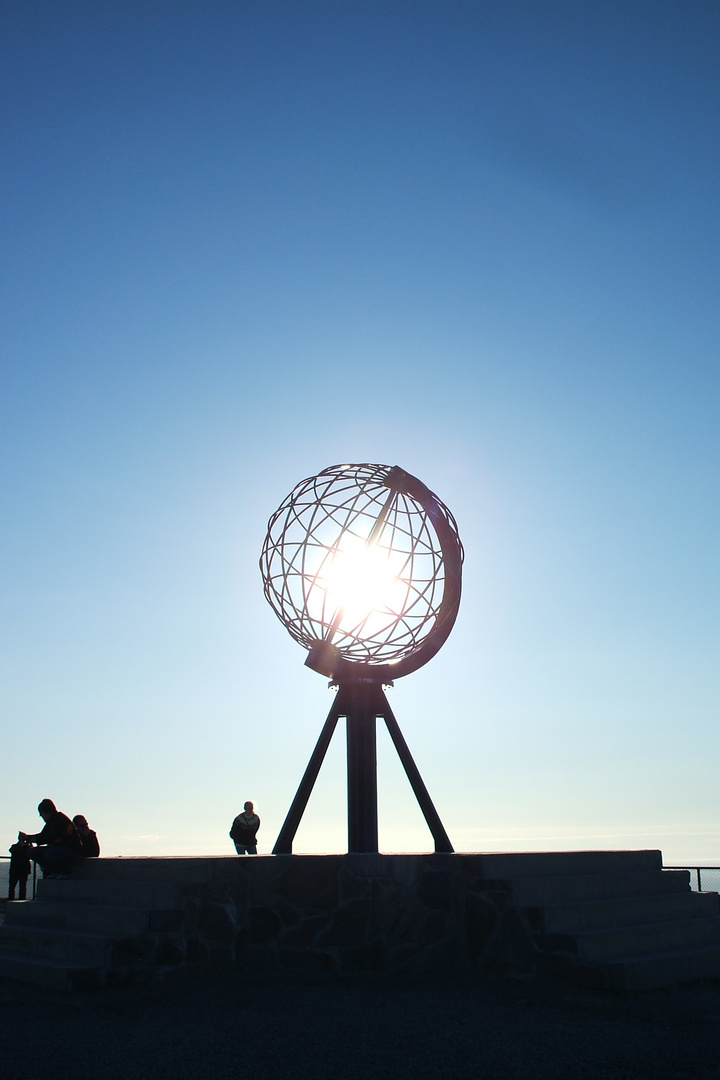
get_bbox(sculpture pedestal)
[2,850,718,991]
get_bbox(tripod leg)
[272,696,343,854]
[380,690,454,853]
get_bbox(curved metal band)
[305,465,462,681]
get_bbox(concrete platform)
[1,851,718,991]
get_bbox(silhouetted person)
[230,801,260,855]
[19,799,84,878]
[8,841,31,899]
[73,815,100,858]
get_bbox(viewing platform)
[1,850,719,991]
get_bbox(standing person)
[19,799,84,878]
[72,815,100,858]
[229,801,260,855]
[7,841,32,899]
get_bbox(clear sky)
[2,1,718,863]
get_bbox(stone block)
[340,943,384,974]
[245,946,278,976]
[277,914,328,948]
[248,905,283,945]
[314,898,371,948]
[153,939,184,967]
[278,947,338,975]
[274,896,303,929]
[148,909,184,932]
[110,937,150,967]
[186,937,208,964]
[197,901,234,945]
[205,941,234,970]
[417,870,453,910]
[264,856,341,911]
[465,892,503,962]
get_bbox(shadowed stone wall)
[13,850,698,990]
[178,855,534,978]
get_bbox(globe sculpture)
[260,463,463,854]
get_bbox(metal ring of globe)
[259,463,463,681]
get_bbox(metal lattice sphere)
[259,464,463,680]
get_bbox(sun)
[323,540,399,629]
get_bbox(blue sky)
[2,1,718,862]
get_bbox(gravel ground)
[1,971,719,1080]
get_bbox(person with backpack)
[229,801,260,855]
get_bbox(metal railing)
[0,855,38,901]
[665,866,720,893]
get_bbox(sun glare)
[324,542,398,627]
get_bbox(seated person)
[20,798,84,878]
[72,815,100,858]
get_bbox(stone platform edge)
[55,850,666,981]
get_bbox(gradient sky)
[2,1,718,863]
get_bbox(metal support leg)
[273,680,452,856]
[272,697,342,854]
[346,682,379,853]
[380,689,454,853]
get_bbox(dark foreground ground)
[1,971,719,1080]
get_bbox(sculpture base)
[2,851,719,991]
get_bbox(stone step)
[37,878,183,908]
[533,889,719,933]
[71,857,225,882]
[509,869,689,906]
[75,852,661,884]
[0,953,104,990]
[1,852,716,993]
[477,849,662,880]
[540,915,720,964]
[606,945,720,992]
[4,899,184,935]
[0,924,157,967]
